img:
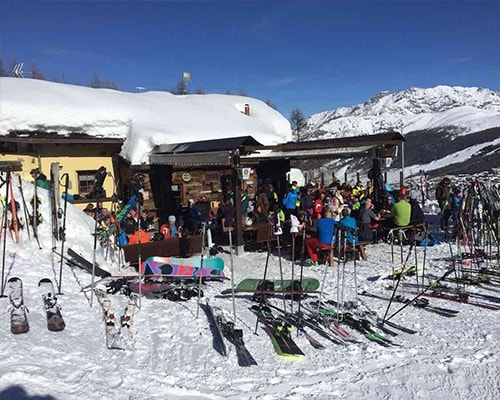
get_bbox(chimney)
[244,103,250,116]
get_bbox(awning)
[149,136,263,167]
[149,150,233,166]
[242,131,404,161]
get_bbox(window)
[77,170,96,196]
[204,171,220,192]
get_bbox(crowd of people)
[83,174,466,256]
[236,178,429,265]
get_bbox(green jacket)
[391,200,411,226]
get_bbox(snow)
[1,176,500,400]
[306,85,500,138]
[0,78,292,165]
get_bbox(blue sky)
[1,1,500,120]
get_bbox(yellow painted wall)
[2,154,116,210]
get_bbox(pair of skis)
[360,290,460,318]
[7,277,65,334]
[250,303,305,359]
[94,285,139,350]
[201,301,257,367]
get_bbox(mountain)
[301,86,500,181]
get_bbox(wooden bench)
[243,222,276,251]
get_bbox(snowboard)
[8,277,29,334]
[141,256,225,279]
[38,278,66,332]
[66,248,111,278]
[223,278,320,295]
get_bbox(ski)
[389,287,500,311]
[213,307,258,366]
[310,301,398,346]
[94,284,123,350]
[200,300,227,357]
[8,277,29,334]
[300,303,362,342]
[38,278,65,332]
[367,265,418,282]
[65,248,111,278]
[120,294,139,342]
[250,304,305,359]
[266,301,347,346]
[50,162,62,241]
[361,290,459,318]
[7,174,21,243]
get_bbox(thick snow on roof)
[0,78,292,164]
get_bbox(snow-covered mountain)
[303,86,500,181]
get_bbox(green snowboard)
[222,278,320,295]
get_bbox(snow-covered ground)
[1,177,499,400]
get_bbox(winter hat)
[168,215,176,222]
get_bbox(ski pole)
[382,241,415,322]
[0,169,10,298]
[228,227,237,322]
[57,173,69,295]
[290,232,295,313]
[196,254,204,319]
[385,268,455,322]
[18,176,31,241]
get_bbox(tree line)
[0,57,309,141]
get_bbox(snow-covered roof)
[0,78,292,165]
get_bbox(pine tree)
[0,59,8,77]
[90,72,102,88]
[290,108,308,141]
[31,64,45,80]
[264,99,278,110]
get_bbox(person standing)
[282,181,300,220]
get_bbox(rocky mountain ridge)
[302,85,500,180]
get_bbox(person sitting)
[384,190,411,230]
[139,209,156,232]
[305,210,337,265]
[338,208,358,245]
[127,227,151,245]
[122,212,137,235]
[167,215,179,237]
[358,198,381,243]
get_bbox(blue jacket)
[317,218,337,245]
[282,187,300,210]
[339,215,358,244]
